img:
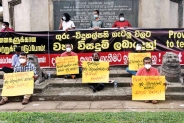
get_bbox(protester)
[2,47,21,73]
[90,10,104,30]
[59,13,75,32]
[60,44,81,79]
[131,57,166,104]
[1,22,14,32]
[88,52,105,92]
[0,52,37,105]
[126,42,143,75]
[112,13,132,28]
[89,52,105,92]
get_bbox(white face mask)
[19,58,26,64]
[66,47,71,52]
[2,25,5,28]
[136,46,142,51]
[119,17,124,21]
[62,16,66,21]
[145,64,151,69]
[94,15,98,19]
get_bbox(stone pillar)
[3,0,52,31]
[2,0,10,27]
[169,1,179,28]
[14,0,31,31]
[138,0,170,28]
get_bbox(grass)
[0,112,184,123]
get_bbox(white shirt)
[62,20,75,31]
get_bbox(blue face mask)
[94,15,98,19]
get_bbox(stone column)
[138,0,170,28]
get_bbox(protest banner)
[56,56,79,75]
[1,71,34,96]
[1,28,184,68]
[128,53,151,70]
[132,76,165,100]
[82,61,109,83]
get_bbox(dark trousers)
[88,83,105,92]
[2,66,13,73]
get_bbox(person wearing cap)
[112,13,132,28]
[2,47,21,73]
[126,42,143,75]
[1,22,14,32]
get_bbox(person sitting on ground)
[2,46,21,73]
[112,13,132,28]
[59,13,75,32]
[1,22,14,32]
[0,52,38,105]
[130,57,166,104]
[60,44,81,79]
[126,42,143,75]
[88,52,105,92]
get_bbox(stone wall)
[2,0,183,31]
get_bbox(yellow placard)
[82,61,109,83]
[132,76,165,100]
[56,56,79,75]
[128,53,151,70]
[1,71,34,96]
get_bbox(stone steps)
[1,67,184,79]
[1,87,183,102]
[0,77,183,101]
[0,66,184,101]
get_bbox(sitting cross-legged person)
[60,44,82,79]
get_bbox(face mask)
[66,47,71,52]
[145,64,151,69]
[93,58,99,61]
[94,15,98,19]
[2,25,5,28]
[136,46,142,51]
[62,16,66,21]
[119,17,124,21]
[19,59,26,64]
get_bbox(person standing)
[112,13,132,28]
[0,52,37,105]
[1,22,14,32]
[90,10,104,30]
[2,47,21,73]
[59,13,75,32]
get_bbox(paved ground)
[0,100,184,112]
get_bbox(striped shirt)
[14,62,37,76]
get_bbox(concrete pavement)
[0,100,184,112]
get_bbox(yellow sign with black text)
[128,53,151,70]
[132,76,165,100]
[56,56,79,75]
[82,61,109,83]
[1,71,34,96]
